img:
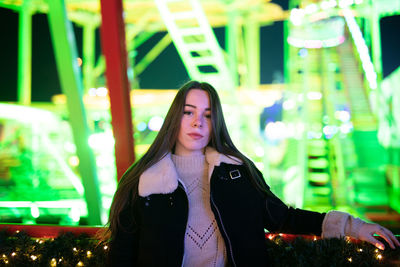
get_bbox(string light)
[1,254,8,265]
[1,231,396,265]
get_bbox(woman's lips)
[188,133,203,139]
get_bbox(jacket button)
[170,202,173,206]
[145,202,149,206]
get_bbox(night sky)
[0,5,399,102]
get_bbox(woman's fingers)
[380,226,400,248]
[362,233,385,250]
[359,224,399,250]
[375,227,395,249]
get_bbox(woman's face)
[175,89,212,156]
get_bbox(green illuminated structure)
[0,0,400,227]
[282,0,400,219]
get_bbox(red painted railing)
[0,223,325,242]
[0,224,102,238]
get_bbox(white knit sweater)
[172,154,227,267]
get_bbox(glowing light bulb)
[68,156,79,167]
[254,146,264,157]
[305,3,318,14]
[148,116,164,131]
[97,87,108,97]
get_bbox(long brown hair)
[105,80,270,240]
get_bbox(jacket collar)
[138,147,242,197]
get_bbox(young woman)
[107,81,399,266]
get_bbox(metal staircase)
[306,138,333,208]
[282,46,335,210]
[337,39,377,131]
[305,49,335,209]
[338,38,389,208]
[154,0,234,90]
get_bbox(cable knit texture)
[322,210,365,239]
[172,154,227,267]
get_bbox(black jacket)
[109,147,325,267]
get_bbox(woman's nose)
[192,116,203,128]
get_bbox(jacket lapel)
[205,147,242,181]
[138,147,242,197]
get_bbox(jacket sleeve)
[108,202,140,267]
[255,169,326,235]
[262,189,326,235]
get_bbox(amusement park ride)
[0,0,399,231]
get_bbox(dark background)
[0,3,399,102]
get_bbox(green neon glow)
[343,9,377,89]
[1,0,399,226]
[0,104,85,201]
[17,0,32,105]
[83,24,96,93]
[30,205,40,218]
[47,0,102,225]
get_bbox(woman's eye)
[183,111,192,115]
[205,114,211,119]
